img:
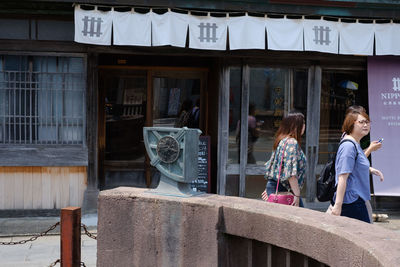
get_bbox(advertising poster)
[368,57,400,196]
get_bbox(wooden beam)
[0,146,88,166]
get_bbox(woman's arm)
[331,173,349,216]
[288,176,301,207]
[370,167,384,181]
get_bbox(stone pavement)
[0,206,399,266]
[0,214,97,267]
[0,235,96,267]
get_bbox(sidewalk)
[0,214,97,267]
[0,235,96,267]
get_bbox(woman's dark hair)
[179,99,193,113]
[273,111,305,150]
[249,103,256,116]
[345,105,366,116]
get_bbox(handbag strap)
[275,138,289,195]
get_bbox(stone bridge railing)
[97,187,400,267]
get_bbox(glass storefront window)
[318,70,368,164]
[228,67,308,167]
[248,68,291,165]
[103,71,147,161]
[152,77,201,128]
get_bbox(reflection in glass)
[103,72,147,162]
[318,71,367,164]
[228,67,241,164]
[248,68,291,165]
[228,67,308,166]
[153,78,200,128]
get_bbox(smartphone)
[378,138,384,143]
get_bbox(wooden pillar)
[239,65,250,197]
[61,207,81,267]
[217,63,230,195]
[306,66,321,201]
[87,52,100,190]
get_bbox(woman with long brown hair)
[263,111,306,207]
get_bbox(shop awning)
[74,5,400,55]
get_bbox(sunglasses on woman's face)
[357,120,370,125]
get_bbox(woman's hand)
[331,203,342,216]
[369,141,382,152]
[364,141,382,157]
[291,196,300,207]
[288,176,301,207]
[370,167,384,181]
[261,190,268,201]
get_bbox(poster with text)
[368,56,400,196]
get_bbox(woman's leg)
[266,180,277,195]
[365,200,373,224]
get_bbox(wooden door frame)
[305,66,322,202]
[98,65,208,189]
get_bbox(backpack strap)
[339,139,359,161]
[274,139,290,194]
[332,139,359,174]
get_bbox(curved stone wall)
[97,187,400,267]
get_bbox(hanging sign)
[368,57,400,196]
[74,5,112,45]
[113,9,151,46]
[228,14,266,50]
[151,10,189,47]
[266,17,303,51]
[188,13,228,50]
[375,23,400,56]
[339,21,374,55]
[303,19,339,54]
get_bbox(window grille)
[0,55,86,145]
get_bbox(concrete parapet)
[97,187,400,267]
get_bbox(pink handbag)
[266,140,295,206]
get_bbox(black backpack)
[317,139,358,202]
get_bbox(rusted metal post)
[61,207,81,267]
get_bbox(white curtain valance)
[266,17,303,51]
[303,19,339,54]
[74,5,400,55]
[112,9,152,46]
[375,23,400,55]
[74,5,112,45]
[188,14,228,50]
[228,14,265,50]
[151,10,188,48]
[339,21,375,55]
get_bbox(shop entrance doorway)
[98,66,207,190]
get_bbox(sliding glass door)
[224,65,308,198]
